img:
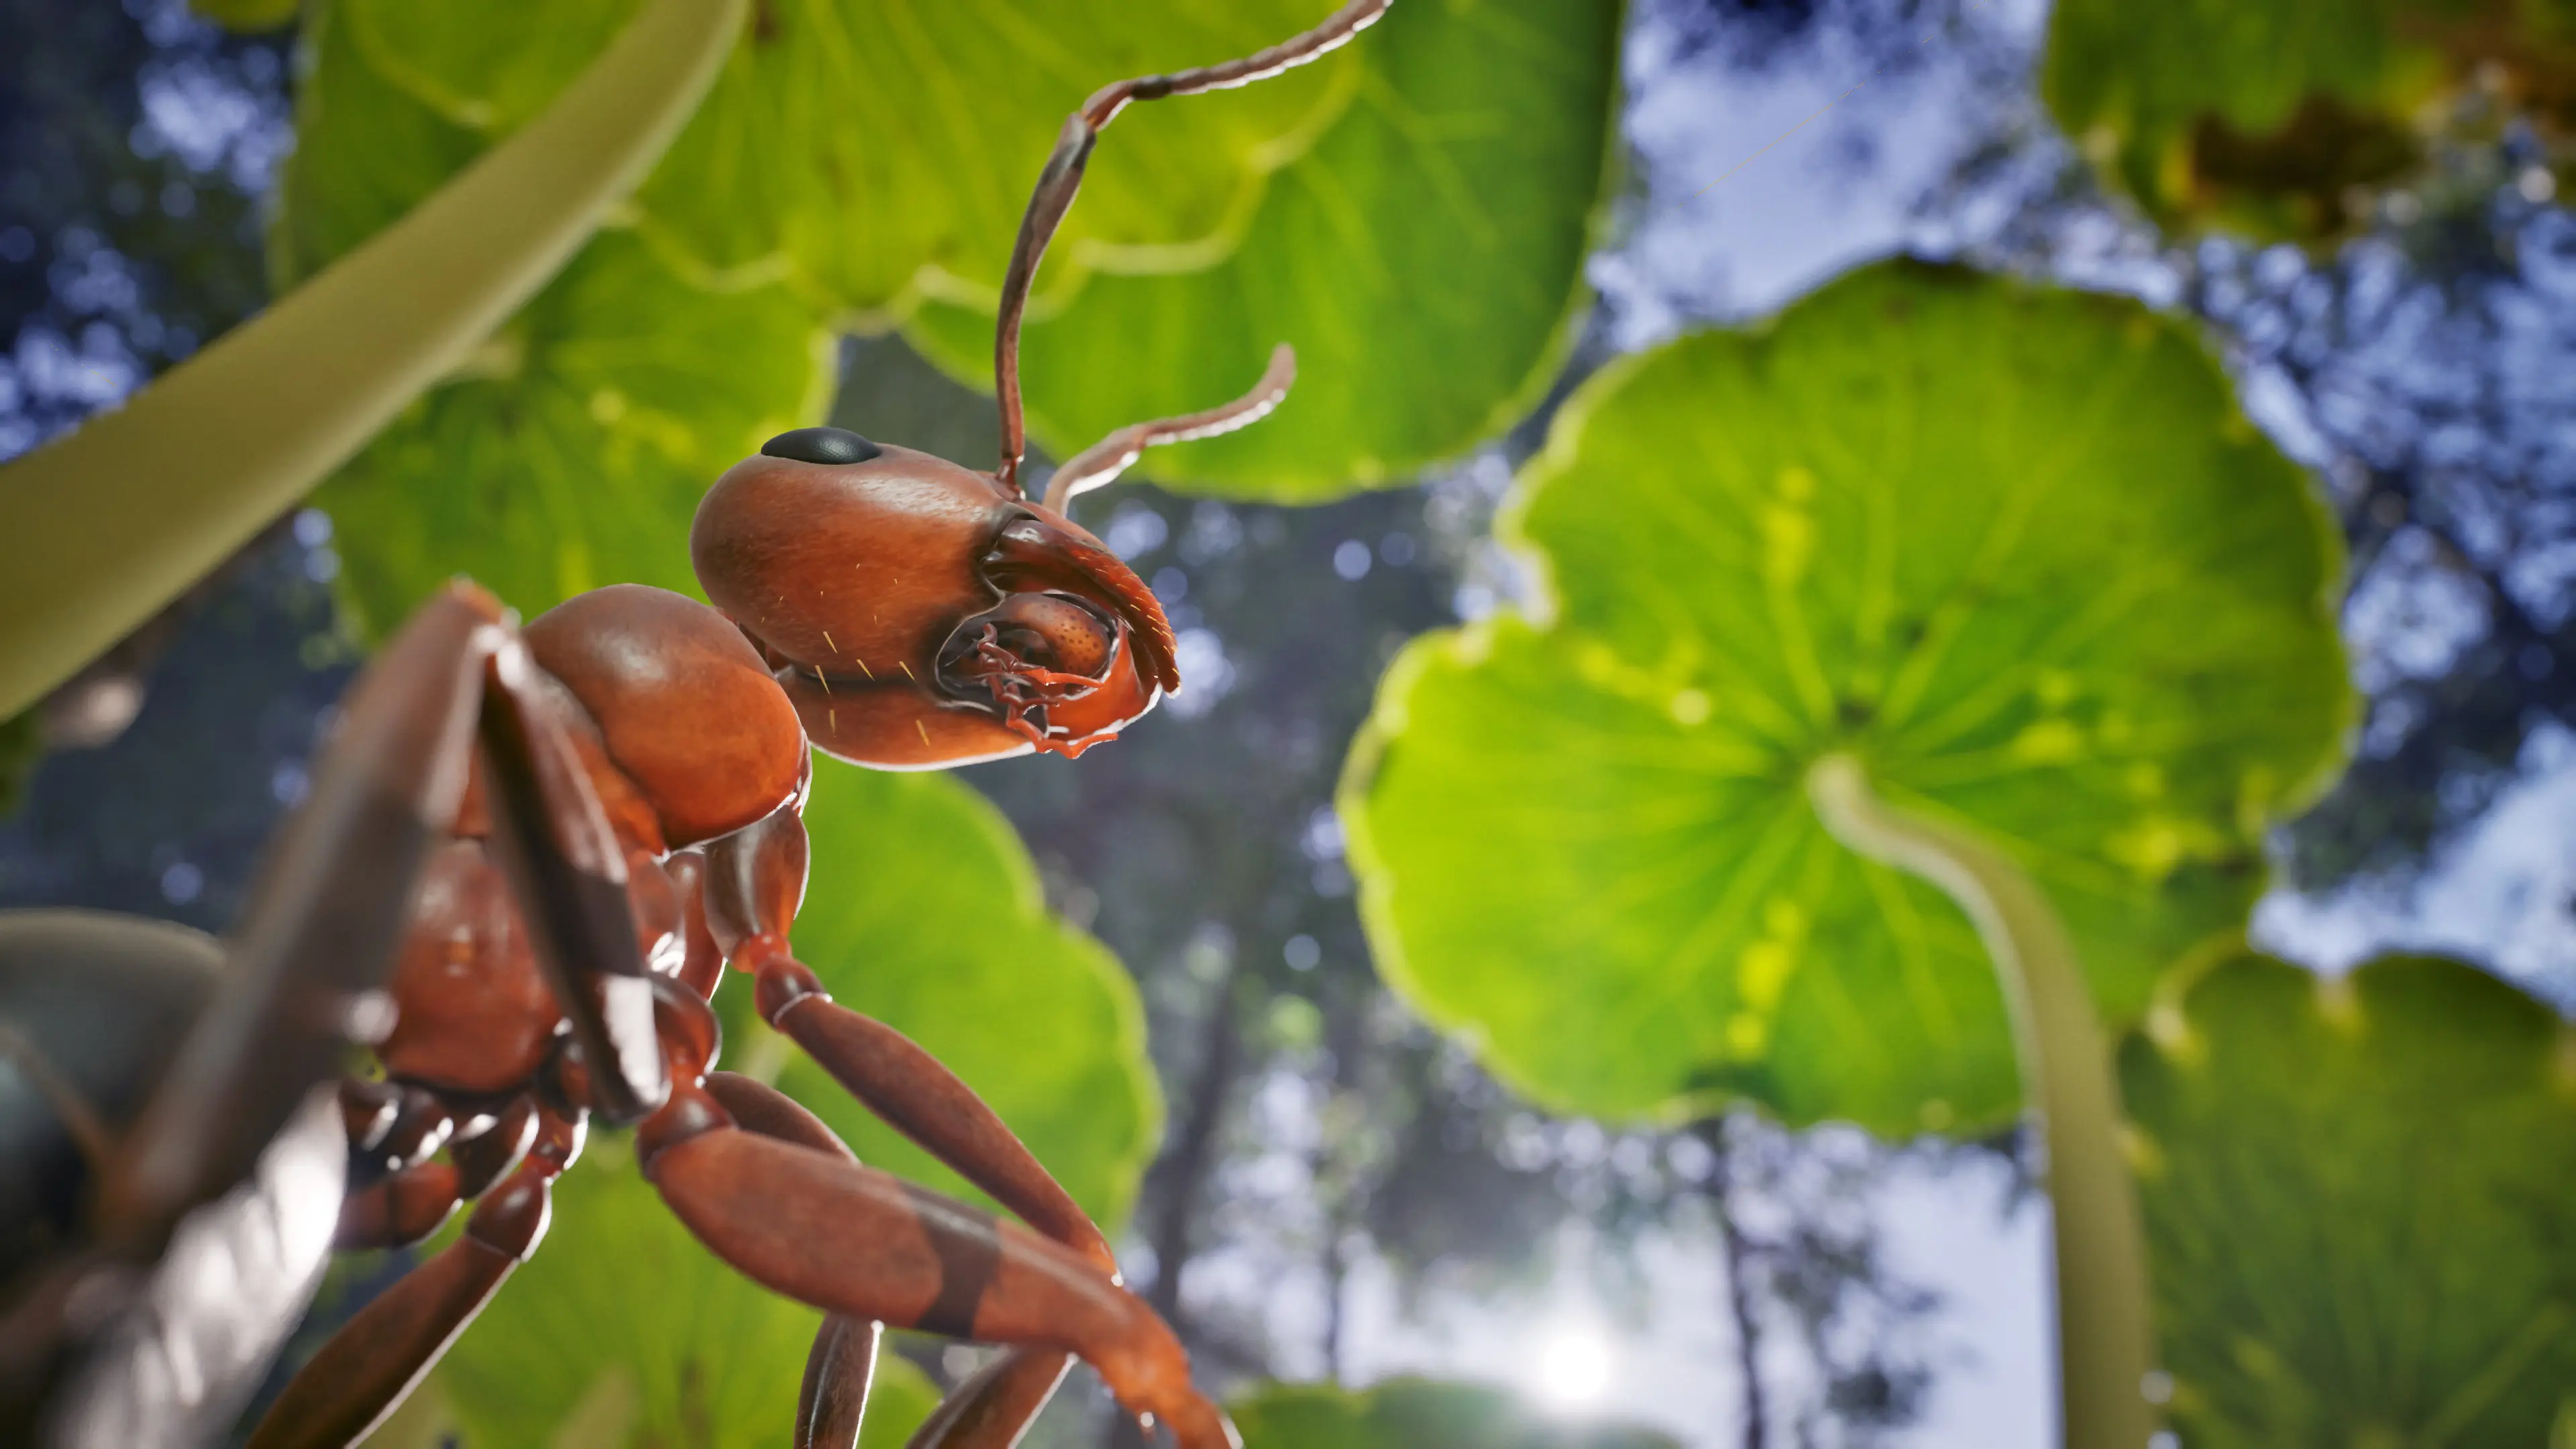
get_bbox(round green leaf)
[2042,0,2576,239]
[1231,1379,1681,1449]
[633,0,1344,312]
[2122,953,2576,1446]
[269,0,488,288]
[310,227,830,635]
[283,0,1344,310]
[428,1142,943,1447]
[904,0,1624,500]
[1342,262,2353,1133]
[756,759,1163,1231]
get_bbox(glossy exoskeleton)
[2,4,1391,1448]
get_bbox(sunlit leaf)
[2042,0,2576,239]
[270,0,486,288]
[748,758,1163,1231]
[428,1140,943,1447]
[311,227,830,635]
[280,0,1347,309]
[1342,262,2353,1133]
[632,0,1344,313]
[1231,1378,1681,1448]
[2122,953,2576,1446]
[276,0,1621,507]
[907,0,1625,500]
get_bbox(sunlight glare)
[1532,1326,1615,1411]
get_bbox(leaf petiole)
[1807,753,2157,1449]
[0,0,747,720]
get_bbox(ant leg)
[333,1091,535,1250]
[1042,345,1296,513]
[93,584,504,1238]
[702,811,1120,1277]
[991,0,1391,494]
[451,1094,542,1198]
[906,1347,1077,1449]
[246,1107,584,1449]
[800,1315,883,1449]
[641,1085,1235,1449]
[702,1074,1077,1449]
[17,586,520,1449]
[739,935,1120,1278]
[333,1159,462,1250]
[705,1071,883,1449]
[474,635,667,1123]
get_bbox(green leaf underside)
[283,0,1345,311]
[429,1145,944,1447]
[2123,954,2576,1448]
[309,227,830,635]
[1343,262,2352,1133]
[2041,0,2576,238]
[759,759,1163,1230]
[1230,1379,1682,1448]
[906,0,1624,500]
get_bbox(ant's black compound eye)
[761,427,883,466]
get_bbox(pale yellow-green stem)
[0,0,749,721]
[1808,755,2158,1449]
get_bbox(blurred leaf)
[429,1141,943,1446]
[311,227,830,635]
[2042,0,2576,240]
[750,758,1164,1230]
[1231,1378,1681,1448]
[280,0,1346,308]
[2122,953,2576,1446]
[1342,262,2352,1133]
[908,0,1625,500]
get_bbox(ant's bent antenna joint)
[1044,344,1297,513]
[991,0,1393,498]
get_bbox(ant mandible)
[201,5,1392,1446]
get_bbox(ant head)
[692,427,1176,768]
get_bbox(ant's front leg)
[252,580,676,1447]
[87,585,505,1239]
[475,619,667,1122]
[640,1083,1236,1449]
[702,1071,1077,1449]
[705,809,1118,1277]
[704,1071,885,1449]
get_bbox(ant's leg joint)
[637,1081,733,1181]
[462,1165,554,1261]
[748,938,829,1026]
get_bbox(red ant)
[0,5,1391,1447]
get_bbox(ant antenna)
[991,0,1393,498]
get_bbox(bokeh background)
[7,0,2575,1444]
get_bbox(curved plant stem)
[1808,754,2157,1449]
[0,0,748,720]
